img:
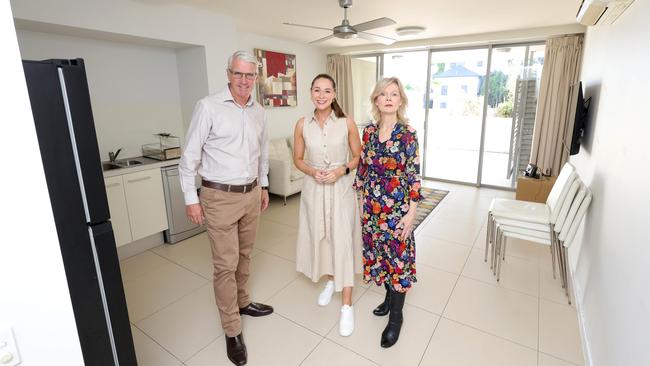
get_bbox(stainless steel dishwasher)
[161,165,205,243]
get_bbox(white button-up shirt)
[179,87,269,205]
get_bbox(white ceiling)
[182,0,582,48]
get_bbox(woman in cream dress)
[294,74,362,336]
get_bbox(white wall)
[10,0,236,93]
[16,29,185,160]
[237,31,327,139]
[176,46,210,137]
[568,1,650,365]
[0,3,84,364]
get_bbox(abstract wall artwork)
[254,49,297,107]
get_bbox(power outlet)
[0,328,20,366]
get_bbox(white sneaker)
[318,280,335,306]
[339,305,354,337]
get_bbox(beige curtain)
[327,54,354,117]
[530,35,584,176]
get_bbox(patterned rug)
[413,187,449,230]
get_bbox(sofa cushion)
[269,138,291,161]
[291,166,305,181]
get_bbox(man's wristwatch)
[261,186,269,190]
[344,166,350,175]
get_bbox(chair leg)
[549,224,557,280]
[283,196,287,206]
[557,239,567,289]
[493,227,502,276]
[484,213,492,262]
[562,244,572,304]
[497,234,505,282]
[491,226,499,272]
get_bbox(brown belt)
[202,179,258,193]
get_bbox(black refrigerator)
[22,59,137,365]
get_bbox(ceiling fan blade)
[358,31,396,45]
[283,22,332,32]
[352,17,396,32]
[309,34,335,44]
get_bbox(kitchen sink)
[117,159,143,167]
[101,158,146,171]
[102,162,123,171]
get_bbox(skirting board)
[116,232,165,261]
[569,263,593,366]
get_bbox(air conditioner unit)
[576,0,635,26]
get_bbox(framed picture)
[254,49,297,107]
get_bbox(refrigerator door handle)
[58,67,91,224]
[86,226,120,366]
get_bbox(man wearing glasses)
[180,50,272,366]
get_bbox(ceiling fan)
[283,0,397,45]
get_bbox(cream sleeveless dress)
[295,111,363,291]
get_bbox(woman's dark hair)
[311,73,346,118]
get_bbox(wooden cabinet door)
[123,168,168,241]
[104,175,132,247]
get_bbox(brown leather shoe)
[239,302,274,317]
[226,333,247,366]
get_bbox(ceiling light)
[395,26,426,37]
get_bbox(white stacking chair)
[556,187,592,302]
[489,179,582,279]
[484,163,577,269]
[492,182,591,304]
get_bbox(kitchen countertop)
[102,156,180,178]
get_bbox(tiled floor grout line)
[147,247,213,281]
[132,322,186,365]
[297,336,327,366]
[441,316,540,353]
[538,351,582,366]
[131,280,210,327]
[182,333,224,365]
[416,233,474,365]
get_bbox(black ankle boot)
[381,290,405,348]
[372,282,392,316]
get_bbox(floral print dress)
[353,122,422,293]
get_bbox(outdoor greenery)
[480,70,510,108]
[496,99,513,118]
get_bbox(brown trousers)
[200,185,261,337]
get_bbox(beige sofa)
[268,137,304,204]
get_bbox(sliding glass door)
[479,44,545,188]
[425,48,488,183]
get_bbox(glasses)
[228,69,257,80]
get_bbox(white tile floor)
[120,181,585,366]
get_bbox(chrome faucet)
[108,148,122,163]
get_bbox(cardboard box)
[516,174,557,203]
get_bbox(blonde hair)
[369,77,409,125]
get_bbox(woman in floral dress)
[353,77,422,348]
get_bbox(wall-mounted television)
[569,81,591,155]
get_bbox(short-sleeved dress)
[353,122,422,293]
[295,112,363,291]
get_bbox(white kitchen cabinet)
[122,168,168,241]
[104,167,168,246]
[104,175,132,247]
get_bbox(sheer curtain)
[530,35,584,176]
[327,54,354,117]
